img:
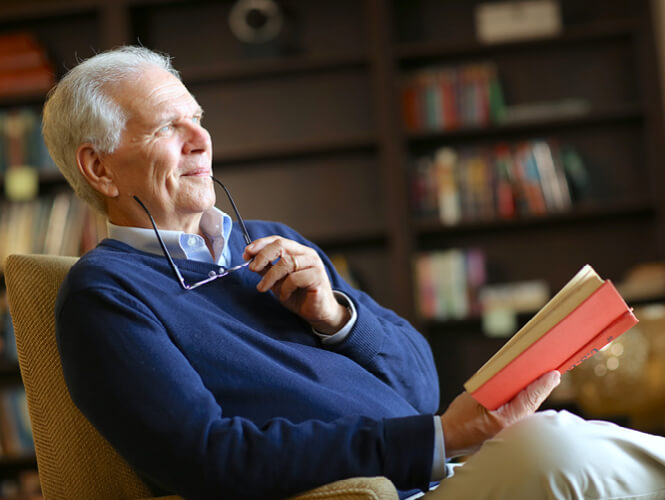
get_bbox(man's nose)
[183,122,211,154]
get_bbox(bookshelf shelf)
[0,455,37,475]
[0,361,21,386]
[0,93,48,109]
[182,52,368,84]
[0,1,96,23]
[406,105,644,145]
[415,201,655,237]
[213,134,378,165]
[0,360,19,376]
[396,19,639,62]
[423,310,535,337]
[313,230,388,253]
[36,170,65,184]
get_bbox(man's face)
[101,66,216,231]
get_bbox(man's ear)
[76,144,119,198]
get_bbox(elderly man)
[42,46,665,500]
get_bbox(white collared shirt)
[107,207,233,266]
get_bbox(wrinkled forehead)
[107,66,200,124]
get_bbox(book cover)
[464,265,638,410]
[0,63,55,97]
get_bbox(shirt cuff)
[431,416,448,481]
[311,291,357,345]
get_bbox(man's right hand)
[439,370,561,458]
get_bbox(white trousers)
[424,410,665,500]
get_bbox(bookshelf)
[396,0,665,385]
[0,0,664,481]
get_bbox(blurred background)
[2,0,665,497]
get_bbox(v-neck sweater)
[55,219,439,499]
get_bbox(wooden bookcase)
[0,0,664,481]
[392,0,665,406]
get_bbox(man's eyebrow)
[154,106,203,125]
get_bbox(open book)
[464,265,638,410]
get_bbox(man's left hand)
[243,236,350,334]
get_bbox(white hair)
[42,46,180,213]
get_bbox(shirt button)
[187,236,197,247]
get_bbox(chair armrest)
[139,477,398,500]
[139,496,183,500]
[288,476,399,500]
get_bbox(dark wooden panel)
[131,0,366,68]
[392,0,638,45]
[324,248,394,311]
[554,124,648,202]
[194,69,373,156]
[494,38,640,106]
[430,332,503,408]
[213,152,385,242]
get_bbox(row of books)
[0,469,41,500]
[411,140,589,225]
[0,107,55,177]
[0,192,107,270]
[0,289,17,364]
[0,387,33,458]
[0,32,55,99]
[401,62,505,132]
[413,248,487,320]
[413,247,557,323]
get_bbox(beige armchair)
[4,254,397,500]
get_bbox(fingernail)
[551,371,562,386]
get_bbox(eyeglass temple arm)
[211,176,252,246]
[133,195,189,287]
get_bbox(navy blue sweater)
[55,220,440,499]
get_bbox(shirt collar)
[107,207,233,266]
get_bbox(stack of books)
[0,32,54,98]
[0,193,107,267]
[401,62,505,132]
[0,387,34,457]
[411,141,587,225]
[413,248,486,320]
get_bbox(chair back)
[4,254,159,500]
[4,253,395,500]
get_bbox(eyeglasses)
[134,176,253,290]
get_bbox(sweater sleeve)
[275,224,440,415]
[328,286,440,415]
[56,283,434,500]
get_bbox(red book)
[401,78,420,131]
[464,265,638,410]
[0,64,54,97]
[0,33,47,71]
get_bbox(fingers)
[495,370,561,422]
[440,372,561,458]
[525,370,561,408]
[243,235,281,261]
[439,392,501,458]
[243,236,319,294]
[516,370,561,413]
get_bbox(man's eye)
[192,116,202,125]
[158,124,173,134]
